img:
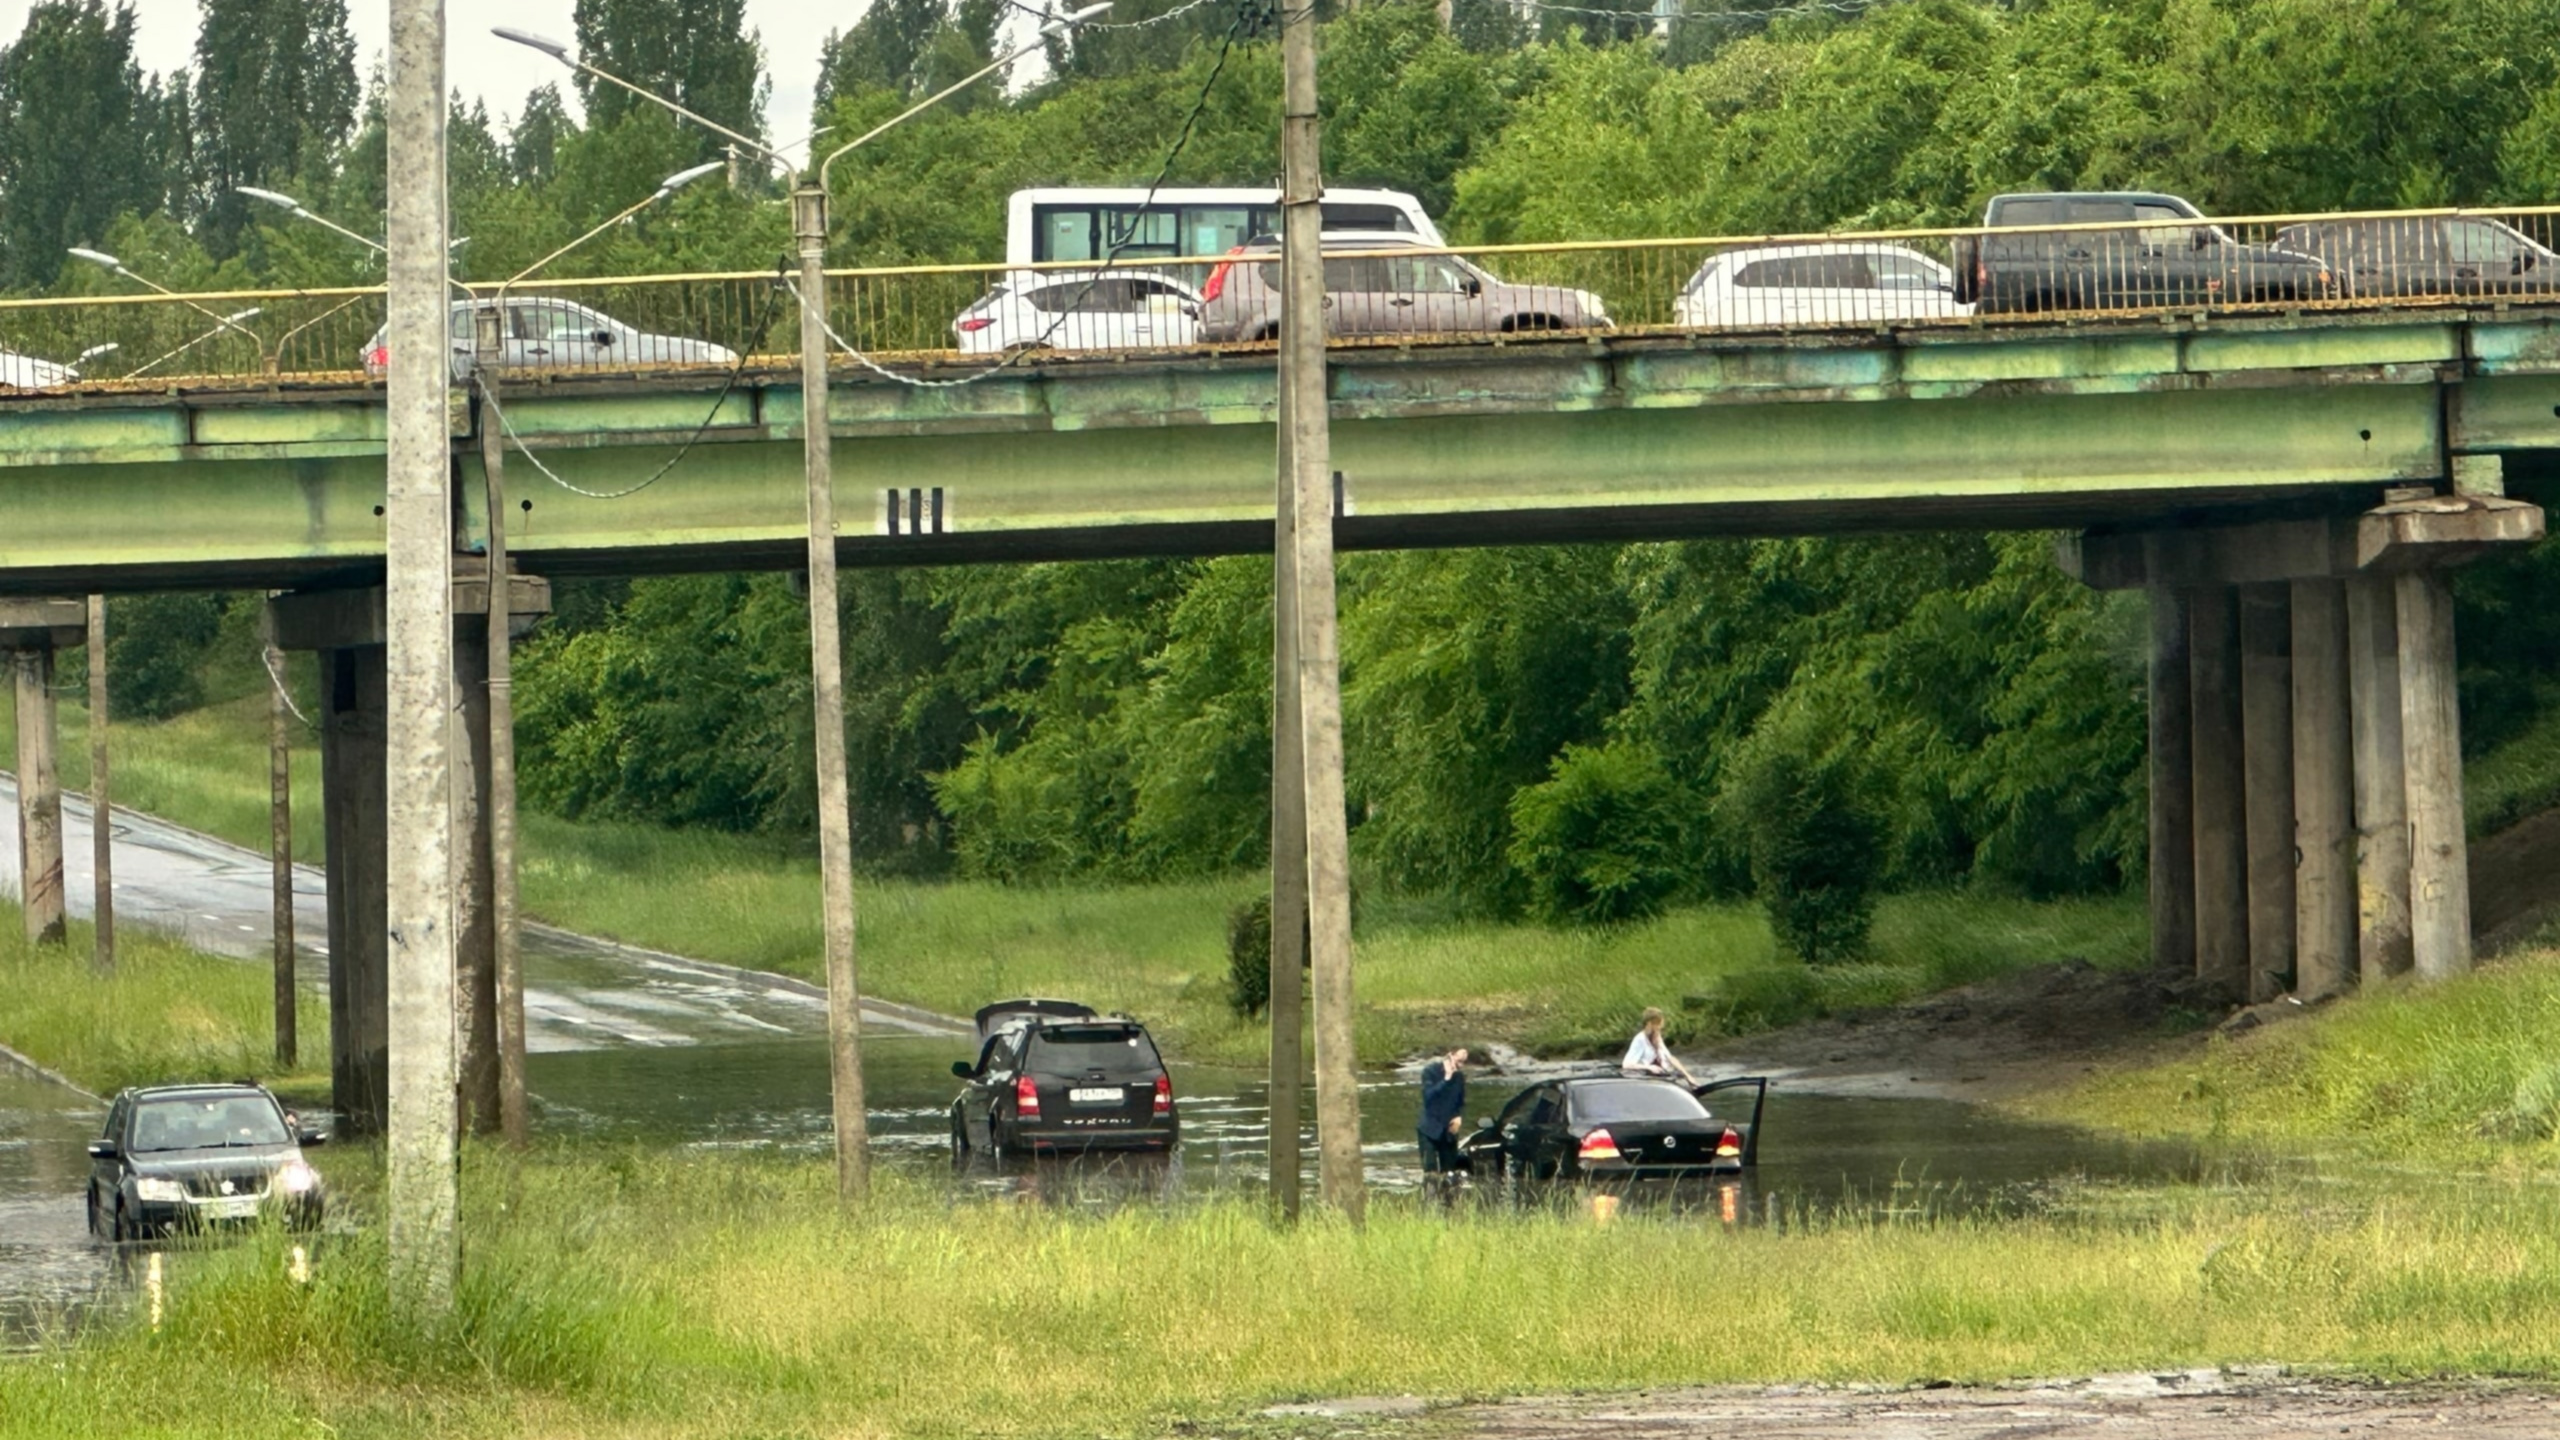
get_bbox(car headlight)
[134,1177,184,1203]
[278,1160,321,1196]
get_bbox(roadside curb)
[0,1039,104,1103]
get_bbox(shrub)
[1506,739,1687,924]
[1227,895,1273,1017]
[1722,711,1886,966]
[107,593,222,720]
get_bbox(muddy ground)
[1684,957,2205,1101]
[1259,1373,2560,1438]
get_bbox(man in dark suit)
[1417,1047,1469,1184]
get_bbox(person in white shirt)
[1621,1006,1695,1084]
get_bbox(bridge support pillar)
[2188,586,2250,1005]
[2145,586,2195,980]
[2291,579,2357,1001]
[2396,570,2470,980]
[1,600,83,948]
[272,570,549,1136]
[2239,584,2296,1003]
[2347,576,2412,984]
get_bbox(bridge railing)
[6,204,2559,393]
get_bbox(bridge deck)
[5,307,2559,591]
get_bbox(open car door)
[973,998,1098,1042]
[1690,1077,1769,1166]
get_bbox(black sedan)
[86,1083,326,1241]
[1460,1075,1766,1181]
[950,1001,1179,1158]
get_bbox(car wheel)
[1250,324,1280,343]
[949,1106,971,1163]
[110,1198,132,1244]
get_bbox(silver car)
[1198,230,1611,343]
[363,297,739,380]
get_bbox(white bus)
[1005,186,1442,266]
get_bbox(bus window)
[1039,207,1095,262]
[1321,203,1415,234]
[1103,208,1181,256]
[1185,207,1254,257]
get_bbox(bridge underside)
[8,311,2560,591]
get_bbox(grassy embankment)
[4,693,2142,1065]
[8,1148,2560,1440]
[2032,936,2560,1162]
[0,908,328,1099]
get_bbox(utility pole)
[1268,354,1306,1222]
[1278,0,1364,1221]
[794,180,870,1204]
[264,605,294,1069]
[87,595,112,975]
[384,0,459,1318]
[480,393,530,1148]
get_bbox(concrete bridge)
[1,298,2550,1126]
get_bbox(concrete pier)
[2290,579,2356,1000]
[2147,587,2196,979]
[2189,586,2250,1004]
[2396,569,2470,980]
[2346,575,2412,984]
[317,643,389,1133]
[2239,584,2296,1003]
[1,600,85,947]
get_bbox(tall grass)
[13,1149,2560,1439]
[0,906,323,1096]
[2031,944,2560,1159]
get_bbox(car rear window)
[1028,1025,1162,1076]
[1569,1081,1709,1123]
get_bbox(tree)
[509,84,577,188]
[1722,703,1886,966]
[816,0,955,106]
[571,0,767,159]
[0,1,166,290]
[191,0,360,255]
[1507,738,1686,924]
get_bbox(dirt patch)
[1440,1374,2560,1438]
[1686,959,2209,1100]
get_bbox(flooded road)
[0,789,2208,1345]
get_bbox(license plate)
[200,1197,258,1220]
[1068,1087,1124,1104]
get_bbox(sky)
[0,0,870,140]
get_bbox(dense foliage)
[10,0,2560,944]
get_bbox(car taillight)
[955,316,994,333]
[1153,1074,1172,1115]
[1014,1074,1040,1120]
[365,344,388,369]
[1579,1128,1621,1162]
[1716,1126,1742,1159]
[1201,245,1243,303]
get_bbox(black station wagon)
[87,1082,326,1241]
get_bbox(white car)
[363,298,739,381]
[0,349,77,389]
[1674,243,1972,329]
[951,270,1203,354]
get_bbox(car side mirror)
[1180,302,1201,320]
[2516,252,2537,274]
[592,329,616,347]
[1934,281,1954,294]
[86,1140,117,1159]
[2191,230,2215,251]
[951,1060,974,1078]
[1461,278,1483,297]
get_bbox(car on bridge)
[949,1000,1179,1158]
[85,1082,326,1241]
[1197,231,1612,343]
[1952,191,2333,314]
[950,269,1205,354]
[362,298,740,380]
[1674,242,1971,329]
[2272,215,2560,301]
[1458,1075,1766,1182]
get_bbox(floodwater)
[0,784,2211,1347]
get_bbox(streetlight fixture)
[69,248,265,344]
[127,307,263,378]
[238,190,473,259]
[494,2,1109,1207]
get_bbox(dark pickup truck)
[1953,191,2333,314]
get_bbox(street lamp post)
[497,5,1105,1207]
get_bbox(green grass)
[0,905,324,1097]
[2029,941,2560,1161]
[4,692,2141,1065]
[2467,697,2560,836]
[11,1148,2560,1439]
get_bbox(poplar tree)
[571,0,767,156]
[0,1,166,289]
[191,0,360,254]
